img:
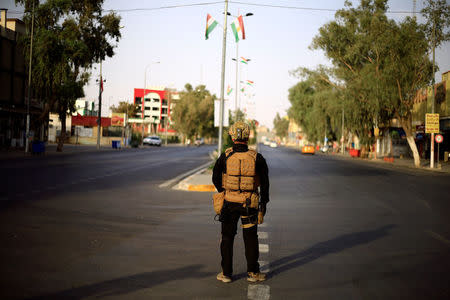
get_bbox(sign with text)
[425,113,439,134]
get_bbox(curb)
[159,161,212,189]
[187,184,216,192]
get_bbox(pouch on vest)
[250,192,259,209]
[225,175,240,190]
[213,191,225,215]
[240,176,255,191]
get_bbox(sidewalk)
[0,143,184,160]
[318,150,450,174]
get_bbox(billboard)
[111,113,126,127]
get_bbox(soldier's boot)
[247,272,266,282]
[216,272,232,283]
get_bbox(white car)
[270,141,277,148]
[143,136,162,146]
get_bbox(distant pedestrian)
[212,121,270,283]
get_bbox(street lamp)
[142,61,160,145]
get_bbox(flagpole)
[218,0,229,154]
[97,61,102,149]
[234,9,239,122]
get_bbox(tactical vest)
[222,147,259,203]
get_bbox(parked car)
[270,141,277,148]
[143,136,162,146]
[194,138,204,146]
[301,145,315,154]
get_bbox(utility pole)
[430,17,436,169]
[25,1,35,153]
[341,107,345,154]
[96,61,103,149]
[217,0,229,154]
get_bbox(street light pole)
[25,1,35,153]
[217,0,229,154]
[430,18,436,169]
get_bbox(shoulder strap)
[246,149,257,161]
[225,147,234,157]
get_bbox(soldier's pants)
[220,203,259,277]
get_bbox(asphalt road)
[1,145,449,299]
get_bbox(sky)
[4,0,450,129]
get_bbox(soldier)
[212,121,270,283]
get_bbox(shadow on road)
[27,264,214,300]
[235,224,396,280]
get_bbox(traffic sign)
[435,134,443,144]
[425,113,439,133]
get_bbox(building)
[132,87,179,136]
[0,9,45,149]
[74,99,97,116]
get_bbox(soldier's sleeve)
[256,153,270,204]
[212,153,226,192]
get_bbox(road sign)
[425,113,439,133]
[435,134,443,144]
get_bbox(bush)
[131,132,141,148]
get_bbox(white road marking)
[259,244,269,253]
[425,230,450,247]
[258,232,268,239]
[259,260,270,273]
[247,285,270,300]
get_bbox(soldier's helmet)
[229,121,250,141]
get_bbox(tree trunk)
[57,112,66,152]
[398,114,420,167]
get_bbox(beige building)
[0,9,45,149]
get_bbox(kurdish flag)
[227,85,233,95]
[246,80,254,86]
[205,14,218,40]
[240,57,249,64]
[230,15,245,42]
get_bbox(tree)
[171,84,216,142]
[110,101,139,119]
[288,67,341,144]
[311,0,435,166]
[17,0,121,151]
[273,113,289,139]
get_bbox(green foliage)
[130,131,141,148]
[110,101,139,119]
[421,0,450,49]
[171,84,216,141]
[288,68,341,143]
[273,113,289,139]
[17,0,121,151]
[303,0,436,156]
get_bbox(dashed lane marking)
[259,260,270,273]
[247,285,270,300]
[259,244,269,253]
[258,232,268,239]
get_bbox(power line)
[228,1,415,14]
[5,1,417,15]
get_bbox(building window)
[145,107,150,110]
[135,97,142,104]
[152,107,159,111]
